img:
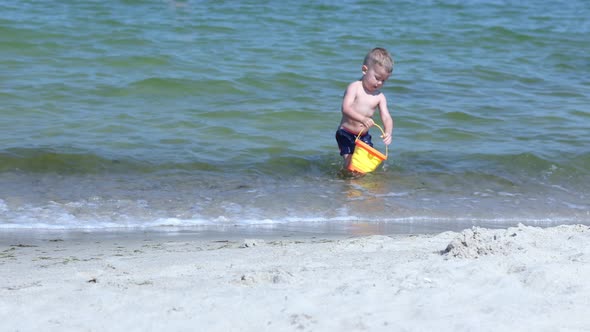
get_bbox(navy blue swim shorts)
[335,128,373,156]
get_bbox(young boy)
[335,47,394,171]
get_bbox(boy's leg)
[343,154,352,168]
[339,153,364,178]
[335,128,356,168]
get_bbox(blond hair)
[363,47,394,73]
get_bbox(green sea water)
[1,0,589,231]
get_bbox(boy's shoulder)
[348,80,362,87]
[346,80,363,92]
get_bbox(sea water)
[1,0,589,232]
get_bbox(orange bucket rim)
[354,139,387,161]
[346,123,388,174]
[354,123,388,159]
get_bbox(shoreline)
[0,218,542,244]
[2,223,589,331]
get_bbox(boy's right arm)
[341,84,374,129]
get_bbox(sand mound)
[441,225,521,258]
[441,223,590,259]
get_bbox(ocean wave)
[1,147,589,188]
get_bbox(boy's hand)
[381,133,392,145]
[361,118,374,129]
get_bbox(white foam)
[1,198,588,231]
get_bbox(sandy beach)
[1,224,590,332]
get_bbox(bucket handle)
[356,123,388,158]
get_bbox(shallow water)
[1,0,589,231]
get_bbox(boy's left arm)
[378,96,394,145]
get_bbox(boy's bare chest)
[354,93,380,112]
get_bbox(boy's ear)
[361,65,368,74]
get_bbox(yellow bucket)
[347,124,388,174]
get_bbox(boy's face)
[361,64,390,94]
